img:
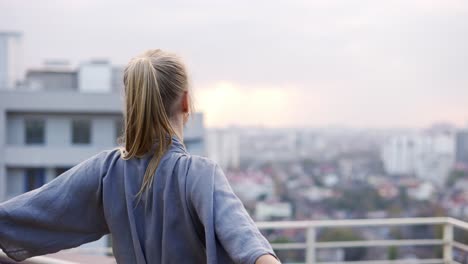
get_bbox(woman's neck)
[169,115,184,141]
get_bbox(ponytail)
[120,53,182,201]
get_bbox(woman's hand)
[255,254,281,264]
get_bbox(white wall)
[6,168,24,199]
[0,33,22,89]
[207,129,240,169]
[6,115,23,145]
[0,36,8,89]
[79,62,112,93]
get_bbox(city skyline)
[1,0,467,128]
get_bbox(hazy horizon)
[198,122,466,131]
[1,0,467,129]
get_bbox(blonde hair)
[119,49,192,199]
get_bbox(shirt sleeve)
[0,151,110,262]
[187,157,277,264]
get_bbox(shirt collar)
[170,135,188,154]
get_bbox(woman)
[0,49,279,264]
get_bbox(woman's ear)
[182,91,189,113]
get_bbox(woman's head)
[119,49,193,198]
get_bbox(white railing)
[256,217,468,264]
[0,252,78,264]
[1,217,467,264]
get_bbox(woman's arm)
[187,157,279,264]
[256,254,281,264]
[0,151,111,261]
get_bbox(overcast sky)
[1,0,467,128]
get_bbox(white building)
[381,129,455,185]
[381,135,417,175]
[79,60,114,93]
[206,128,240,169]
[0,31,22,89]
[255,202,292,221]
[25,62,77,91]
[407,181,435,201]
[227,171,275,202]
[0,60,206,252]
[1,62,206,202]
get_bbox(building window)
[55,167,71,178]
[25,168,45,192]
[25,119,45,145]
[72,119,91,144]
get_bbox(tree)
[446,169,467,188]
[387,246,398,260]
[319,228,367,261]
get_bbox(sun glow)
[194,81,315,128]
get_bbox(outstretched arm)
[187,157,279,264]
[0,151,110,261]
[256,254,281,264]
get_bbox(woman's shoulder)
[185,154,219,173]
[178,154,223,187]
[97,147,123,162]
[188,154,216,166]
[78,147,123,173]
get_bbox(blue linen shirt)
[0,136,276,263]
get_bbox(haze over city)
[1,0,467,128]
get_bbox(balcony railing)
[257,217,468,264]
[0,254,77,264]
[1,217,467,264]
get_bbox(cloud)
[1,0,467,128]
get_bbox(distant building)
[111,66,125,92]
[239,128,300,162]
[0,82,205,253]
[0,89,123,250]
[0,31,22,89]
[26,66,77,91]
[206,128,240,170]
[183,112,206,156]
[381,135,417,175]
[406,181,435,201]
[0,90,123,201]
[381,129,455,185]
[78,60,114,93]
[0,57,205,202]
[255,202,292,221]
[301,186,333,202]
[227,171,275,202]
[24,59,125,93]
[455,130,468,166]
